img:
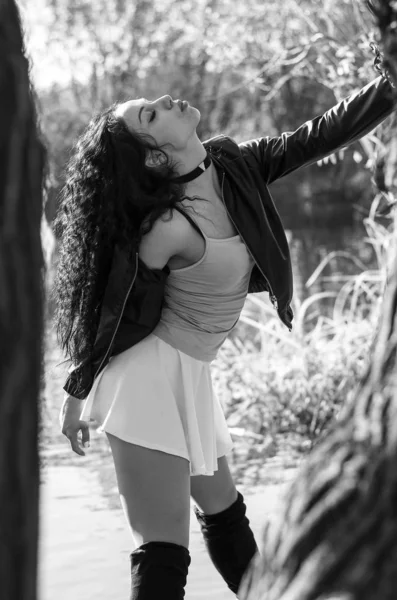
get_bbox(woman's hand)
[60,394,91,456]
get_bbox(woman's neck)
[184,162,221,198]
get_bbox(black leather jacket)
[63,75,396,400]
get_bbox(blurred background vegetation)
[22,0,396,483]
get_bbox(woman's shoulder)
[138,208,190,270]
[142,207,190,235]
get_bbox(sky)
[18,0,86,91]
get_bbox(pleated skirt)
[79,332,234,476]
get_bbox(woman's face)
[115,95,201,153]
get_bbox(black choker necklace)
[170,151,212,184]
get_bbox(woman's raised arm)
[239,75,396,185]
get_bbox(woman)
[55,73,395,599]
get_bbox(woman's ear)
[145,150,165,168]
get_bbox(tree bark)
[0,1,45,598]
[238,2,397,599]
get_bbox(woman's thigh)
[106,432,191,549]
[190,454,238,515]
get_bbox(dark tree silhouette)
[238,2,397,599]
[0,1,46,598]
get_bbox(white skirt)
[79,333,234,476]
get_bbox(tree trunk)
[0,1,45,598]
[238,2,397,599]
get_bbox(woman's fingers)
[60,402,91,455]
[81,424,90,449]
[69,430,85,456]
[65,425,87,456]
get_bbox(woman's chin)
[189,106,201,123]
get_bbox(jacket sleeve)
[62,359,93,400]
[62,253,169,400]
[62,245,136,400]
[239,76,396,185]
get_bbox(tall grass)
[211,197,395,463]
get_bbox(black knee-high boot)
[193,490,259,597]
[129,541,191,599]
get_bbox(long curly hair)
[52,103,209,371]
